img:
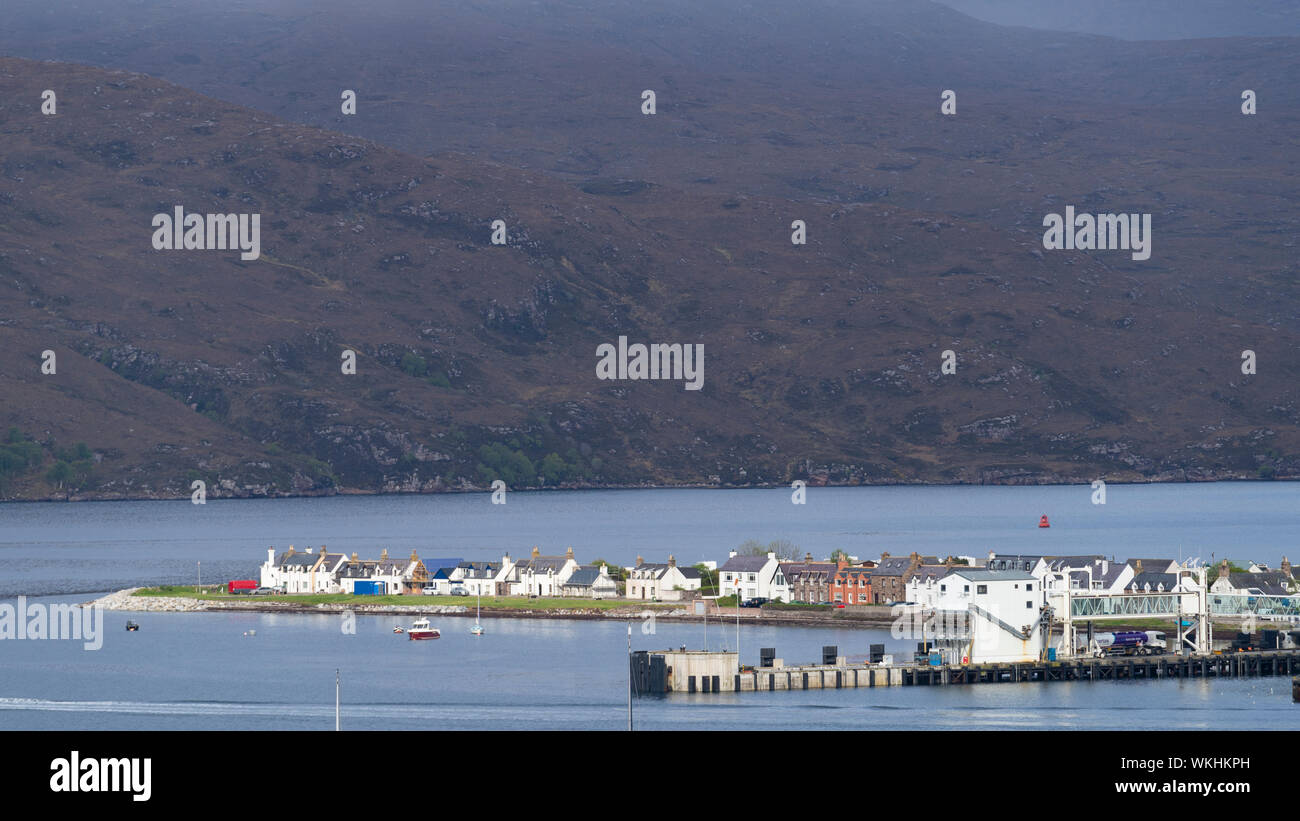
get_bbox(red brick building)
[830,559,874,605]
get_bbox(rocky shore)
[81,588,699,621]
[79,588,906,628]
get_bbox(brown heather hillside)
[0,4,1298,500]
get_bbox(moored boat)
[1038,514,1051,528]
[125,620,140,632]
[408,618,440,640]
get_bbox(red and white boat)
[407,618,440,640]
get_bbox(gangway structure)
[1049,566,1210,657]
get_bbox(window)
[1026,583,1033,591]
[940,584,946,592]
[1026,601,1033,608]
[976,585,987,594]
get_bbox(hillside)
[0,2,1298,500]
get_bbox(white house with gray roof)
[503,547,581,596]
[451,559,510,597]
[625,555,702,601]
[718,551,788,603]
[562,565,620,598]
[261,546,348,593]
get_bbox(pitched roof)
[780,561,835,581]
[991,554,1104,572]
[513,556,572,573]
[720,555,774,572]
[910,565,954,584]
[565,568,602,587]
[1129,572,1177,591]
[458,561,500,579]
[276,551,321,568]
[1126,558,1178,573]
[1226,572,1290,596]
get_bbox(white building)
[561,565,620,598]
[718,552,788,603]
[906,565,957,609]
[261,546,347,593]
[625,556,703,601]
[451,559,510,597]
[502,547,581,597]
[932,568,1049,664]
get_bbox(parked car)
[450,587,469,596]
[741,597,768,608]
[252,587,274,595]
[421,587,439,596]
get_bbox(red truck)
[228,579,258,594]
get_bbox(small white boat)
[393,626,405,634]
[408,618,440,640]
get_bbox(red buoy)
[1038,515,1051,528]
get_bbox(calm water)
[1,484,1298,730]
[1,597,1296,731]
[2,483,1298,598]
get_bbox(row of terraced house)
[258,545,703,600]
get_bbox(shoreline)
[81,588,902,629]
[80,589,1231,635]
[5,474,1293,505]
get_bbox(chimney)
[531,546,540,558]
[636,555,644,567]
[806,552,813,562]
[267,547,274,565]
[351,552,359,562]
[881,551,890,560]
[729,550,737,558]
[287,546,295,556]
[1282,556,1292,578]
[1135,559,1143,574]
[599,564,609,576]
[380,548,388,560]
[1101,559,1109,575]
[565,546,574,559]
[305,546,313,554]
[767,552,776,560]
[1218,558,1230,579]
[668,555,676,567]
[410,550,419,562]
[944,556,953,568]
[837,557,848,571]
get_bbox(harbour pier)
[631,648,1300,694]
